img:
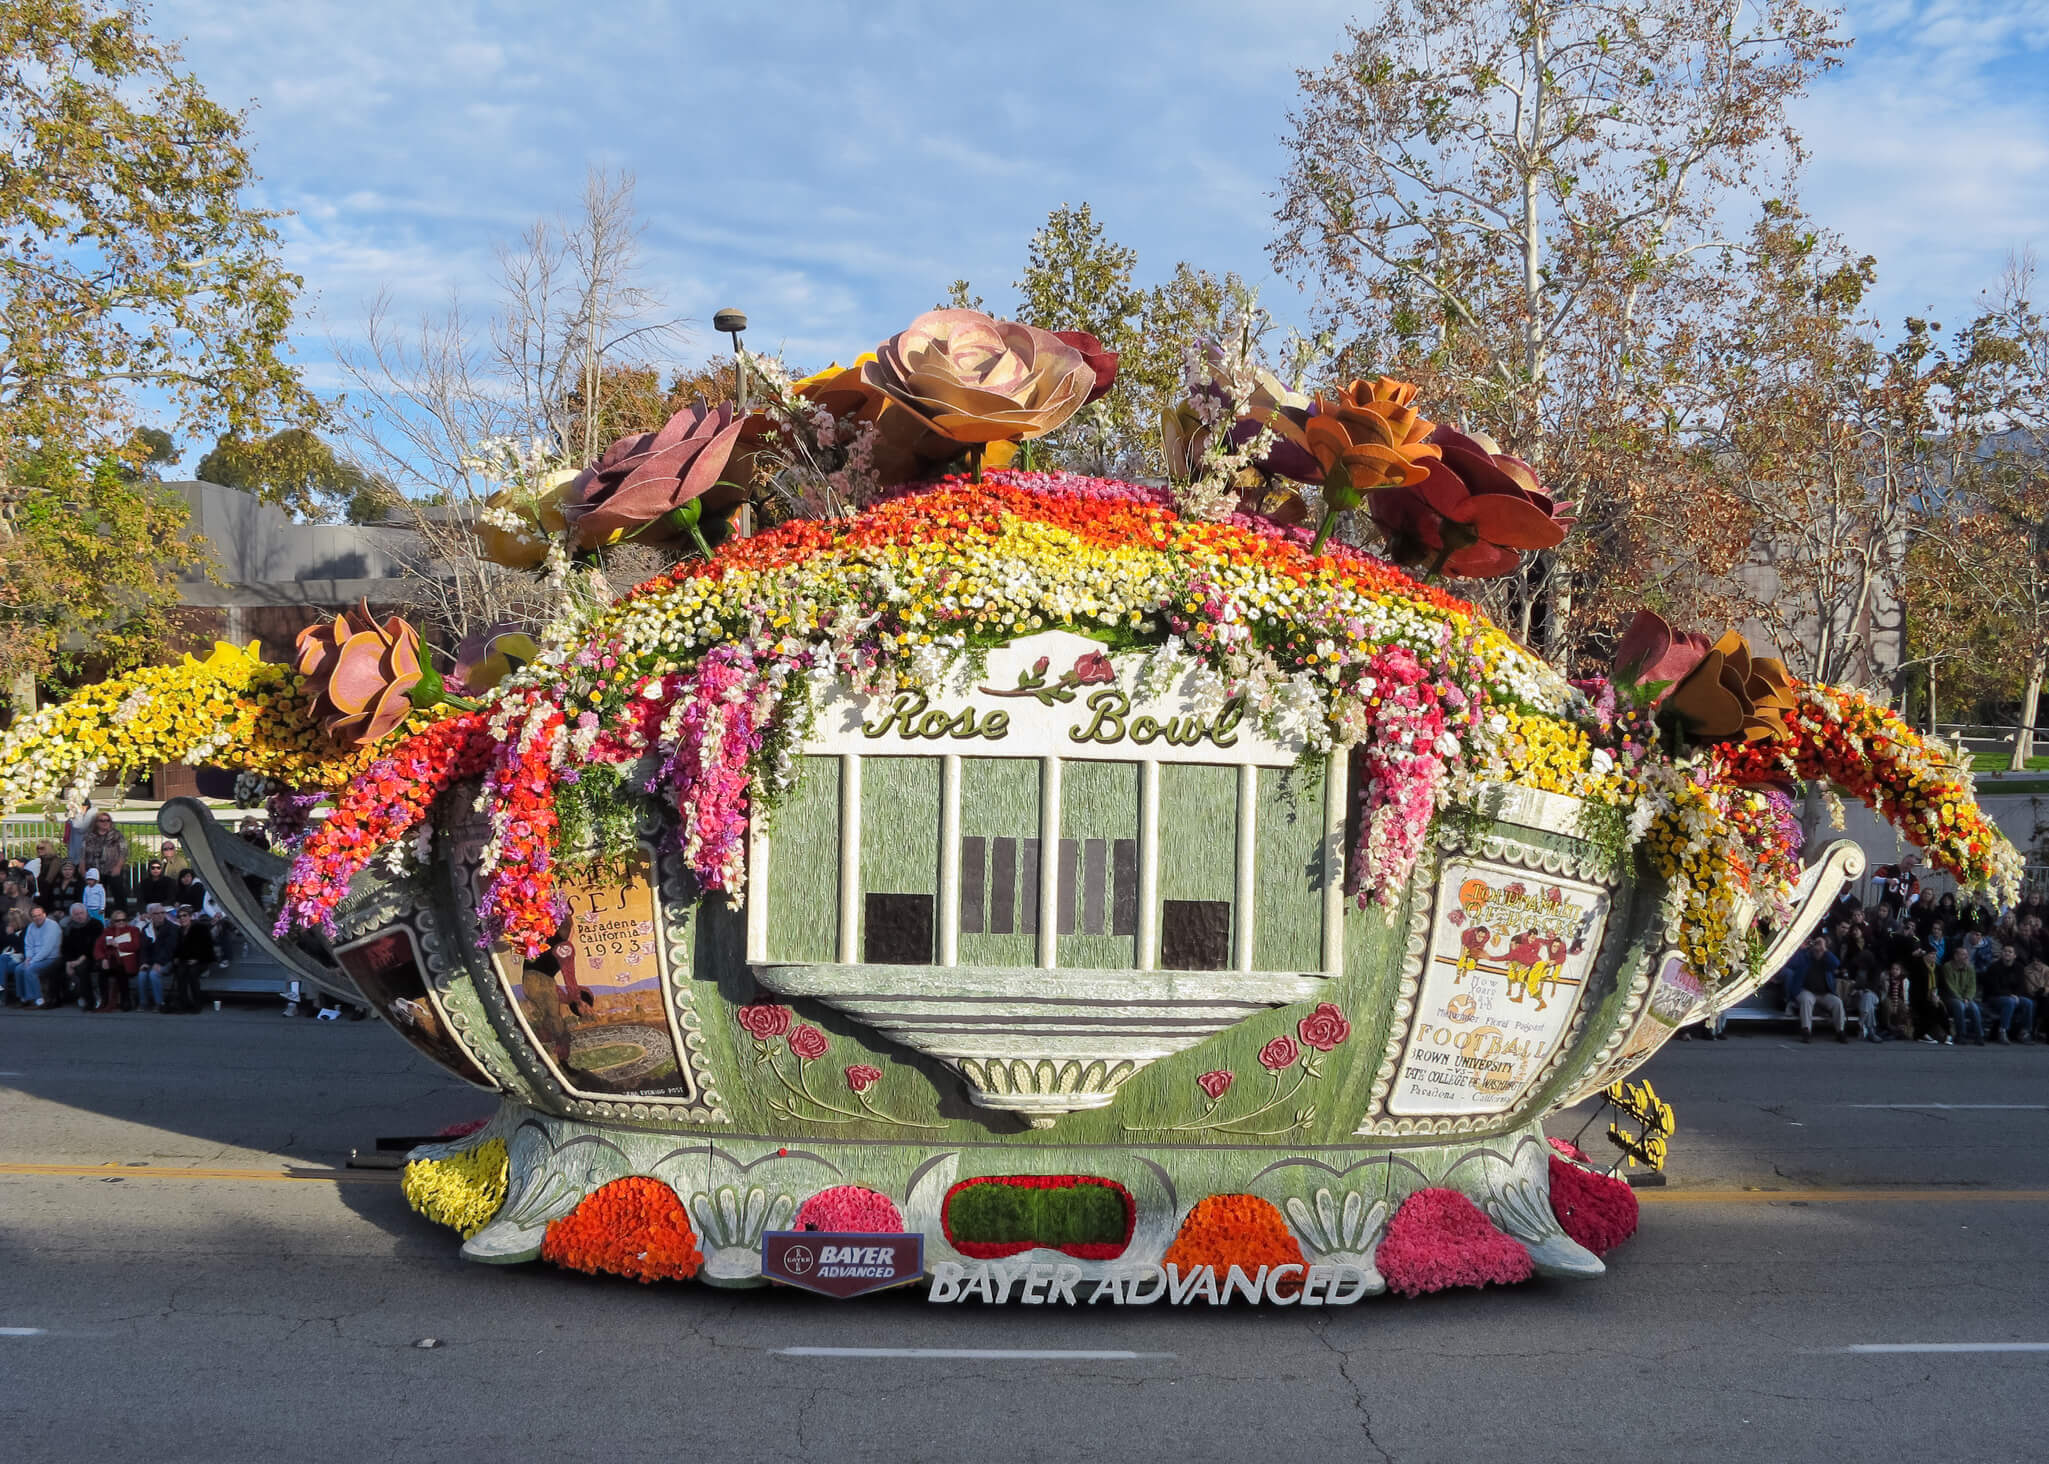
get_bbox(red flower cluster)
[277,713,493,937]
[1161,1194,1307,1296]
[788,1024,829,1061]
[477,712,569,958]
[1546,1155,1639,1256]
[1715,681,2015,897]
[539,1176,703,1284]
[844,1063,884,1094]
[1374,1188,1533,1297]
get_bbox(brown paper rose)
[562,402,752,551]
[1668,630,1798,743]
[862,309,1097,446]
[294,603,427,745]
[1368,424,1571,577]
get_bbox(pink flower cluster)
[649,647,770,898]
[1350,645,1464,908]
[793,1184,904,1233]
[1374,1187,1534,1297]
[477,712,569,958]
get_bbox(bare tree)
[1272,0,1844,661]
[330,168,688,640]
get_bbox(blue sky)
[151,0,2049,458]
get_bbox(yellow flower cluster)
[1641,777,1775,986]
[401,1137,509,1239]
[1487,710,1635,802]
[0,641,423,812]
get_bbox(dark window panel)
[1161,899,1232,971]
[1057,838,1079,936]
[959,836,986,935]
[864,893,934,965]
[1083,837,1107,935]
[1019,838,1040,935]
[1111,838,1138,937]
[989,837,1016,935]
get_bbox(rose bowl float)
[2,308,2018,1301]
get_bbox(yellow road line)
[1637,1188,2049,1205]
[0,1161,401,1185]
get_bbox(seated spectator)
[1782,935,1847,1043]
[96,907,143,1012]
[1909,942,1951,1043]
[0,907,25,1005]
[1939,945,1986,1046]
[171,904,215,1013]
[17,903,60,1008]
[1981,944,2036,1044]
[157,839,186,877]
[137,905,180,1014]
[58,901,103,1009]
[43,858,83,911]
[2026,957,2049,1040]
[1,875,31,925]
[1880,960,1915,1041]
[1852,959,1887,1043]
[134,860,178,909]
[24,839,54,886]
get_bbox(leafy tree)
[0,0,310,700]
[1014,203,1146,471]
[0,448,207,685]
[938,279,985,312]
[197,427,400,524]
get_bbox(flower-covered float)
[2,306,2019,1301]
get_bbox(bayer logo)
[782,1244,815,1276]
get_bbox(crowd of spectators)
[0,824,233,1013]
[1687,868,2049,1046]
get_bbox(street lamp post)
[714,308,748,412]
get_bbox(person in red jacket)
[95,906,143,1012]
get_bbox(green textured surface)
[957,756,1041,968]
[766,754,840,964]
[1254,763,1324,974]
[946,1178,1131,1245]
[860,756,941,898]
[1059,758,1139,969]
[1155,763,1237,961]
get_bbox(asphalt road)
[3,1009,2047,1464]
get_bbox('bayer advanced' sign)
[761,1232,925,1299]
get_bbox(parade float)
[0,306,2020,1302]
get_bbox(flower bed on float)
[2,302,2019,1304]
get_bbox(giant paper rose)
[1297,378,1442,504]
[294,604,431,746]
[1668,630,1797,744]
[1613,609,1711,693]
[862,309,1096,445]
[562,401,752,551]
[1368,424,1571,577]
[475,470,577,570]
[1052,330,1119,405]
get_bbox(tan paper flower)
[862,309,1096,445]
[294,604,427,745]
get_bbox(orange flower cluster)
[1161,1194,1307,1295]
[539,1177,704,1284]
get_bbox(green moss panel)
[956,757,1041,968]
[765,755,840,964]
[1059,758,1140,970]
[1155,763,1237,966]
[1253,762,1324,974]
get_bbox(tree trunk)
[2011,648,2046,771]
[1926,661,1937,736]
